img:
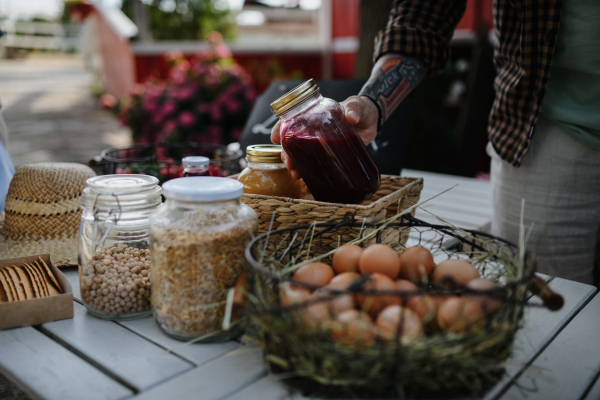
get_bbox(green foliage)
[121,0,236,40]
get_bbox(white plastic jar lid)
[162,177,244,202]
[182,156,210,166]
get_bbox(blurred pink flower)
[177,59,191,72]
[143,99,158,114]
[170,70,187,85]
[224,98,240,114]
[197,103,210,113]
[161,101,177,116]
[171,85,196,101]
[210,104,222,121]
[100,93,118,110]
[179,111,195,127]
[159,120,177,141]
[165,49,184,62]
[131,83,145,97]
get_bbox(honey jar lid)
[270,79,319,115]
[246,144,284,163]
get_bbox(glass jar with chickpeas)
[78,175,162,320]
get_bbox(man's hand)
[340,95,379,146]
[270,95,379,180]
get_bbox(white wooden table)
[1,170,598,400]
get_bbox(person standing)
[272,0,600,285]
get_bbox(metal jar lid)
[270,79,319,116]
[246,144,284,163]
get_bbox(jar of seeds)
[149,177,258,342]
[79,175,162,320]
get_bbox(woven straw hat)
[0,162,96,266]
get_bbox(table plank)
[500,292,600,400]
[134,345,266,400]
[404,169,492,194]
[484,278,597,400]
[38,302,194,392]
[117,316,240,366]
[584,373,600,400]
[224,375,307,400]
[0,327,132,400]
[61,267,80,301]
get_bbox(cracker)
[33,261,60,296]
[1,269,18,301]
[22,264,42,298]
[38,257,63,294]
[27,263,49,297]
[12,266,35,299]
[4,267,25,300]
[0,270,12,302]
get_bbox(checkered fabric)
[374,0,564,167]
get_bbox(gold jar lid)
[270,79,319,116]
[246,144,284,163]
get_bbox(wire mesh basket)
[89,142,243,182]
[244,213,555,398]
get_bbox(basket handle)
[396,193,406,216]
[529,275,564,311]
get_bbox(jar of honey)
[237,145,303,198]
[270,79,380,204]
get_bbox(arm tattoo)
[359,54,428,128]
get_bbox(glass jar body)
[238,161,303,198]
[278,92,380,204]
[79,192,161,320]
[149,198,258,342]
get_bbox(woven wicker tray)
[230,175,423,235]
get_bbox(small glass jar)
[237,144,303,198]
[270,79,381,204]
[149,177,258,341]
[182,156,210,177]
[79,175,162,320]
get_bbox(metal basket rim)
[99,142,243,164]
[245,214,536,291]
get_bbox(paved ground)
[0,53,131,400]
[0,53,131,169]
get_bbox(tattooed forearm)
[359,54,427,127]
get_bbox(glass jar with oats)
[149,177,258,342]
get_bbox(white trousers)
[489,116,600,285]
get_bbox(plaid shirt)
[374,0,564,167]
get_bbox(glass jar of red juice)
[270,79,380,204]
[182,156,210,177]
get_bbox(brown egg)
[376,305,424,342]
[467,278,503,315]
[433,259,480,288]
[436,297,485,333]
[398,246,434,284]
[332,244,363,274]
[292,262,335,287]
[279,282,311,307]
[232,272,248,320]
[359,244,400,279]
[330,309,376,348]
[319,272,361,314]
[304,292,332,327]
[394,279,419,307]
[356,273,400,316]
[407,295,443,326]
